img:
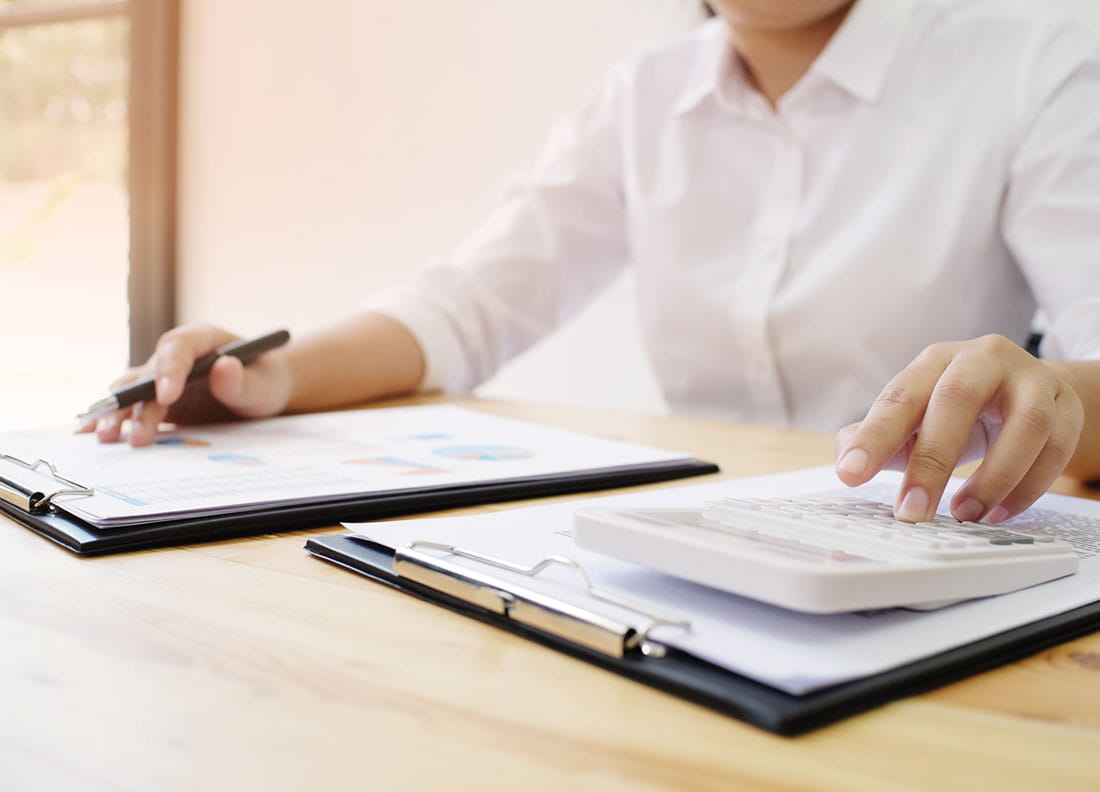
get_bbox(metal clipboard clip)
[0,453,95,514]
[393,541,691,659]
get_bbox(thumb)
[207,354,290,418]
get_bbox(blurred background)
[1,0,131,429]
[0,0,702,430]
[1,1,1098,431]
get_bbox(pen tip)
[77,396,120,424]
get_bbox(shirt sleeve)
[1001,21,1100,361]
[367,64,633,393]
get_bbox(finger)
[80,367,146,441]
[957,389,1082,523]
[876,422,989,476]
[858,418,994,481]
[109,368,146,392]
[895,356,1003,522]
[95,408,130,444]
[835,422,913,479]
[834,344,953,486]
[153,324,240,406]
[947,377,1057,522]
[833,423,858,463]
[129,399,171,447]
[833,422,872,482]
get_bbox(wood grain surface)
[1,397,1097,791]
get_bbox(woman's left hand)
[834,334,1084,523]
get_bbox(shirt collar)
[672,19,737,115]
[812,0,917,104]
[674,0,917,115]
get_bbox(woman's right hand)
[78,324,294,447]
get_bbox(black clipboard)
[305,532,1100,736]
[0,457,718,555]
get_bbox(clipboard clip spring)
[395,541,690,660]
[0,453,95,514]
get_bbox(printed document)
[346,467,1100,694]
[0,406,692,528]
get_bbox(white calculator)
[572,495,1080,613]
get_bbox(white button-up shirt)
[372,0,1100,431]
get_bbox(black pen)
[78,329,291,421]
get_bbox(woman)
[87,0,1100,524]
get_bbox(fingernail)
[836,447,869,478]
[953,497,984,522]
[897,486,930,522]
[985,505,1011,524]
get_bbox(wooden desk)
[2,399,1098,791]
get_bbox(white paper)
[345,467,1100,695]
[0,406,691,527]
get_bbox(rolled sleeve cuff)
[366,288,475,395]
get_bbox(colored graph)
[208,453,265,467]
[343,456,445,475]
[432,445,535,461]
[98,487,145,506]
[155,437,264,466]
[156,437,212,448]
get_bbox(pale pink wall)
[178,0,702,412]
[177,1,1100,414]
